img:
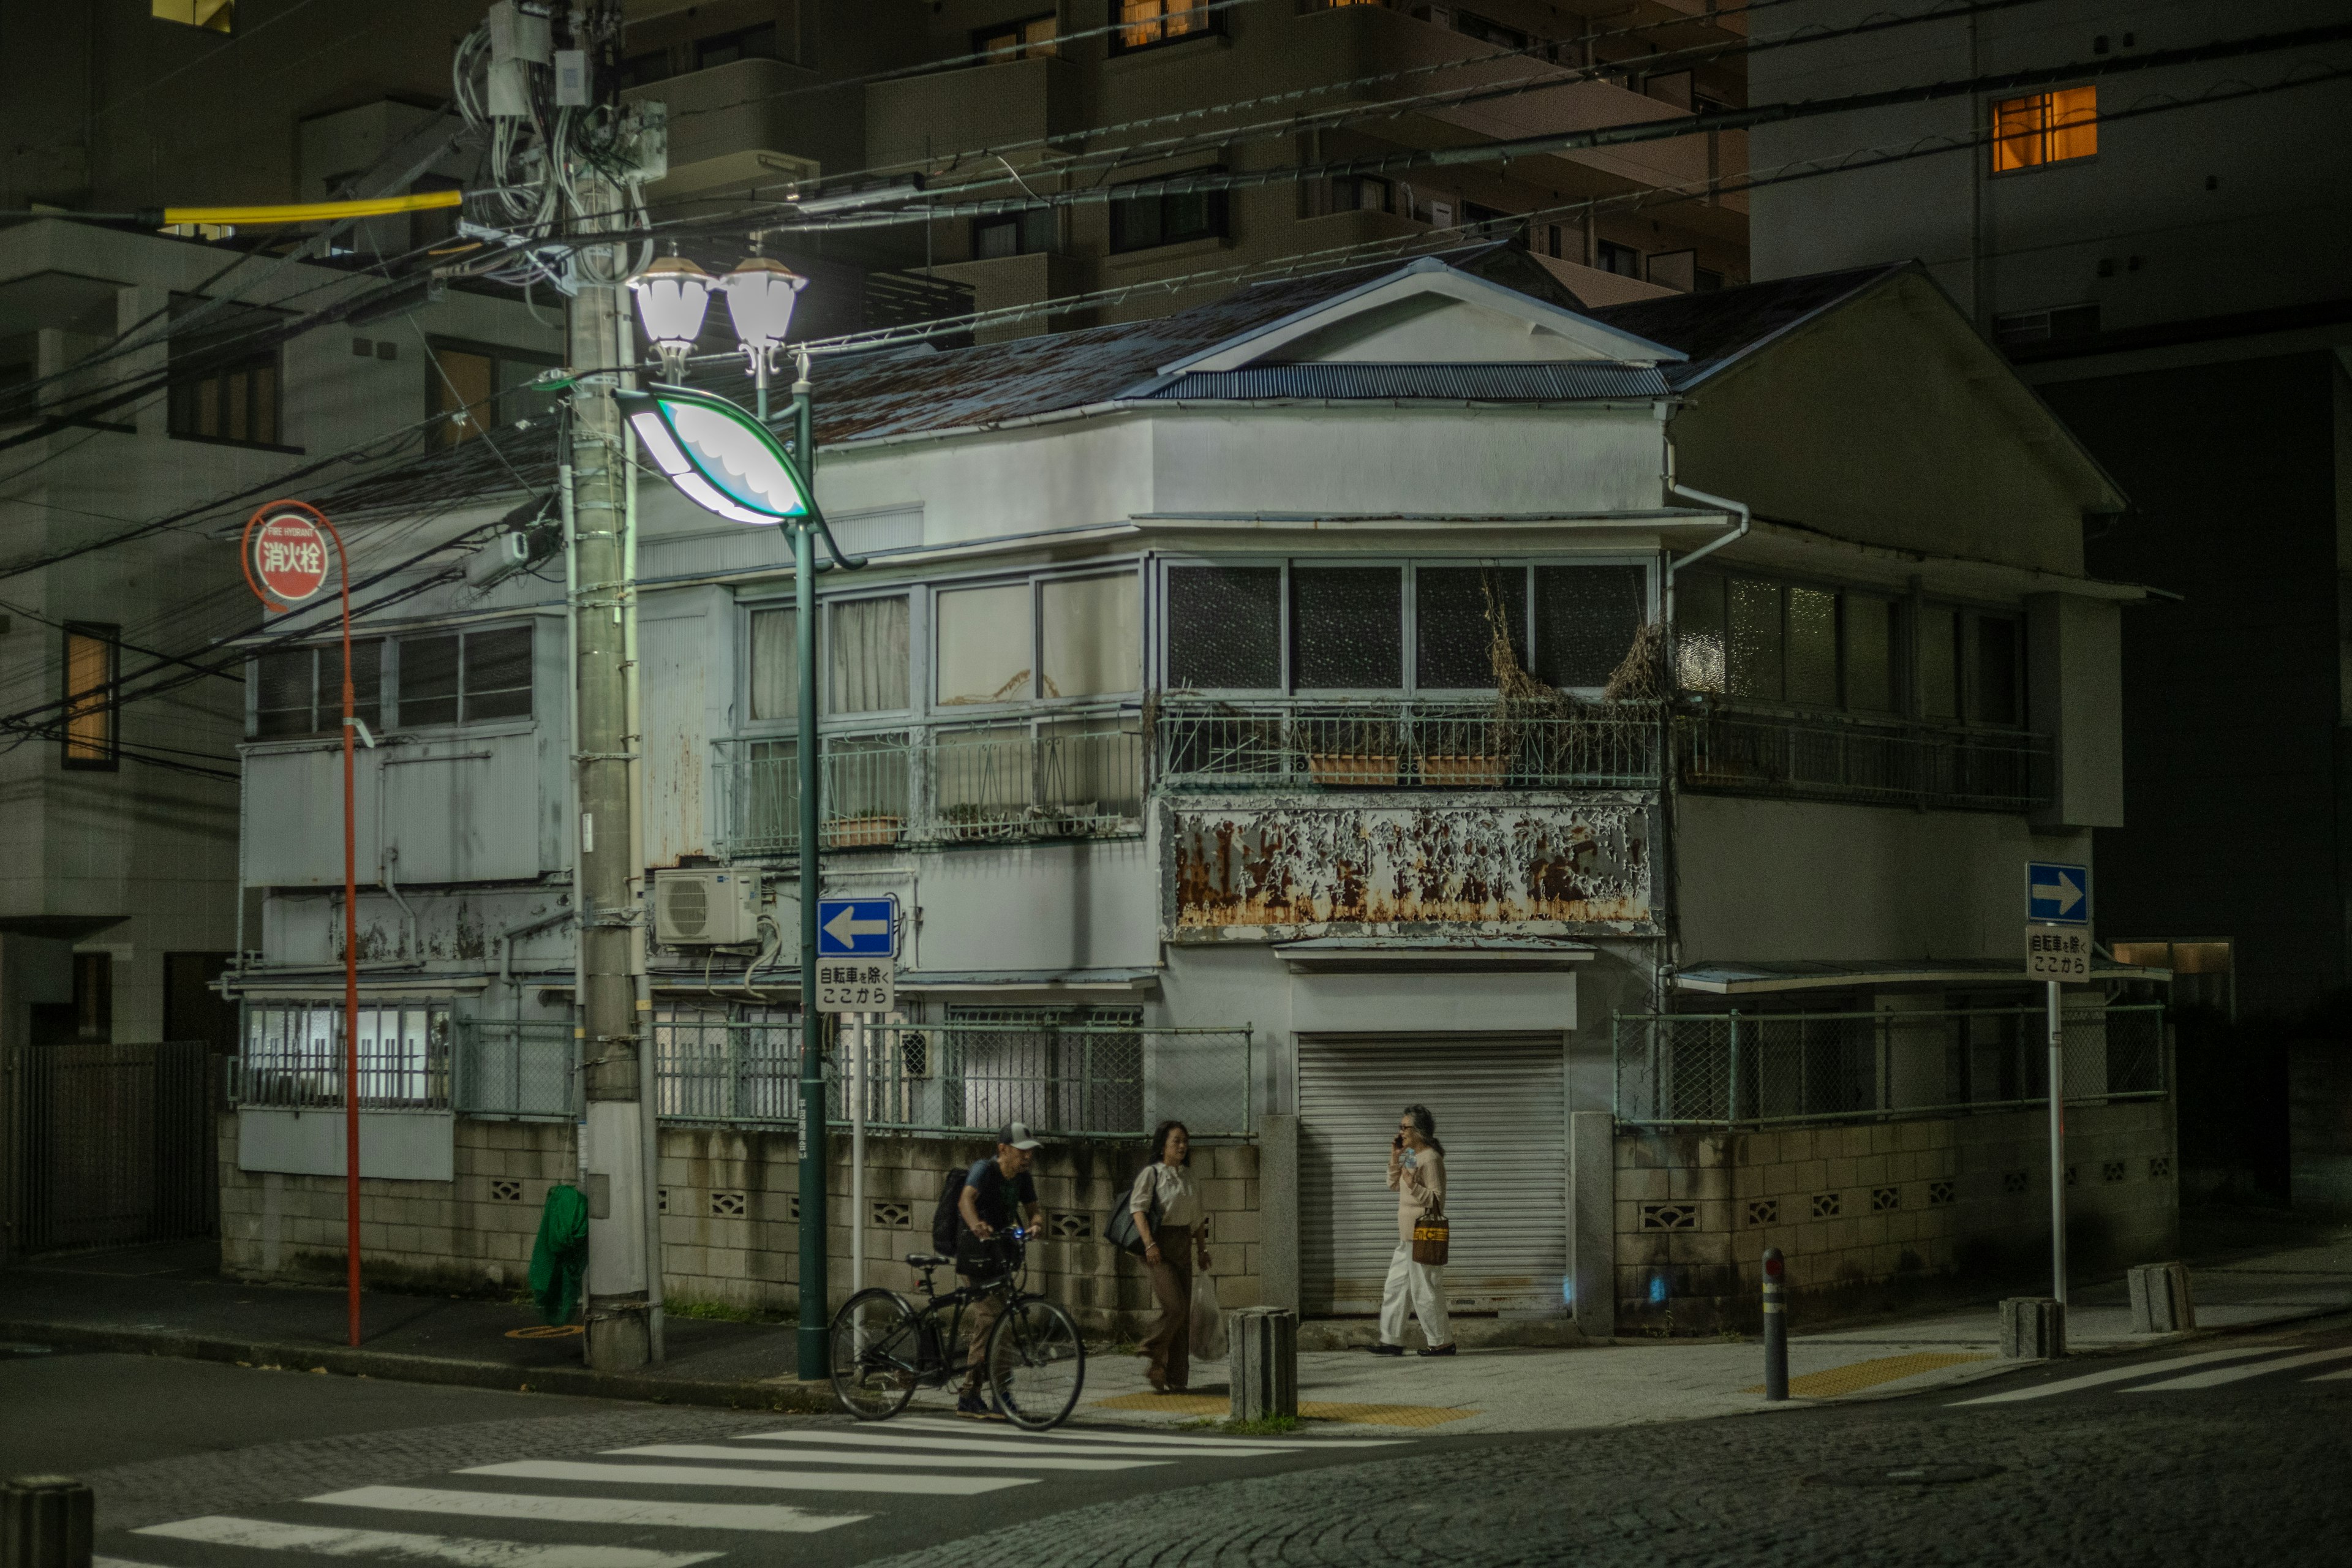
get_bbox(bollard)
[2000,1297,2066,1359]
[1761,1248,1788,1401]
[1229,1306,1298,1422]
[2,1476,92,1568]
[2127,1262,2196,1334]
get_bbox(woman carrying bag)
[1371,1103,1454,1357]
[1128,1120,1212,1394]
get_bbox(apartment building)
[1743,0,2352,1208]
[220,249,2173,1335]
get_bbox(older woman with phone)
[1129,1119,1212,1393]
[1370,1102,1453,1357]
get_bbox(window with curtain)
[1680,572,1930,719]
[1842,595,1898,714]
[1992,85,2097,173]
[426,339,561,448]
[1166,566,1280,690]
[750,607,799,721]
[937,583,1034,706]
[167,293,282,448]
[1918,605,1959,720]
[1113,0,1215,51]
[830,597,910,714]
[63,623,118,769]
[1040,574,1139,698]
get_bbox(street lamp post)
[622,252,857,1379]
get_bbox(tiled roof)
[1585,265,1907,388]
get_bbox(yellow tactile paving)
[1091,1392,1479,1427]
[1743,1351,1988,1399]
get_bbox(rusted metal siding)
[1167,797,1652,935]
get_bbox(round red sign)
[252,513,331,603]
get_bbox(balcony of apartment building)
[617,14,844,202]
[864,39,1082,175]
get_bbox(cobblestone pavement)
[857,1319,2352,1568]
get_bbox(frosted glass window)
[1842,595,1898,714]
[1920,605,1959,720]
[1727,578,1783,701]
[1166,566,1280,689]
[830,597,910,714]
[1040,574,1140,698]
[749,608,798,720]
[1675,573,1725,693]
[937,583,1034,706]
[1292,567,1400,689]
[1416,567,1525,689]
[1786,586,1837,707]
[1535,564,1646,688]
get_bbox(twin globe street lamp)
[621,246,864,1378]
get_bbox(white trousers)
[1378,1238,1451,1348]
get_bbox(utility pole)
[570,78,650,1371]
[793,355,829,1379]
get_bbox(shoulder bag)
[1107,1167,1158,1257]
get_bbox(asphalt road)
[10,1317,2350,1568]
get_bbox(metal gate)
[1298,1033,1567,1316]
[6,1041,218,1255]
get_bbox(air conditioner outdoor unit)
[653,868,761,946]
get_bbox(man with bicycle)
[954,1121,1046,1417]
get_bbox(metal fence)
[7,1041,219,1254]
[1613,1005,2166,1129]
[1675,708,2052,813]
[653,1012,1253,1138]
[453,1020,578,1120]
[229,1005,452,1110]
[1154,699,1659,791]
[715,720,1146,856]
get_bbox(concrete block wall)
[1615,1099,2179,1333]
[218,1114,1264,1334]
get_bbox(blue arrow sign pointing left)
[816,895,899,957]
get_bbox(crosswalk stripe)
[608,1442,1166,1473]
[2122,1345,2352,1391]
[1950,1348,2277,1404]
[464,1460,1031,1496]
[94,1558,170,1567]
[2307,1366,2352,1382]
[885,1415,1408,1449]
[733,1429,1305,1460]
[135,1515,718,1566]
[307,1487,867,1534]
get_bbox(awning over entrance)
[1674,957,2174,995]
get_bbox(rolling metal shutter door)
[1298,1033,1567,1316]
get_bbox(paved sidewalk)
[6,1220,2346,1434]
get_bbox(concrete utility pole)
[570,162,650,1371]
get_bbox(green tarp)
[528,1183,590,1326]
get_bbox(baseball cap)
[998,1121,1044,1151]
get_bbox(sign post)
[816,897,899,1295]
[2025,861,2091,1314]
[241,500,364,1348]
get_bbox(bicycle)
[827,1227,1088,1430]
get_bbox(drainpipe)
[495,907,575,992]
[1654,408,1754,1011]
[381,847,421,962]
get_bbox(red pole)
[243,500,361,1346]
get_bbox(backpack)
[930,1165,969,1254]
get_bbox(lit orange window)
[1117,0,1212,50]
[1992,85,2097,173]
[64,624,118,769]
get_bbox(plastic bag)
[1189,1271,1227,1362]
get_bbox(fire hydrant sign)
[815,956,895,1014]
[2026,925,2092,981]
[254,513,331,603]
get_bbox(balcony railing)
[1675,707,2052,814]
[715,719,1145,856]
[1153,698,1660,791]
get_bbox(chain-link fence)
[1613,1004,2166,1129]
[650,1009,1253,1138]
[453,1020,579,1120]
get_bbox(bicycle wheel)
[829,1287,922,1420]
[986,1296,1086,1430]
